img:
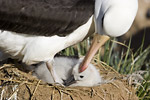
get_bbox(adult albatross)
[0,0,138,82]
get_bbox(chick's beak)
[63,75,76,86]
[79,34,110,73]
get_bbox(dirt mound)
[0,62,138,100]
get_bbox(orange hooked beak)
[79,34,110,73]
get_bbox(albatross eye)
[80,75,84,78]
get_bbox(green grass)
[59,35,150,100]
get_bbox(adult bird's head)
[79,0,138,73]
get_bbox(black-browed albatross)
[0,0,138,83]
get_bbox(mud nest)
[0,61,138,100]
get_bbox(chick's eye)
[80,75,84,78]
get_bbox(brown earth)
[0,61,138,100]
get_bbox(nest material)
[0,62,138,100]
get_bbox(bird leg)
[79,34,110,72]
[46,61,63,85]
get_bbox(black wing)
[0,0,94,36]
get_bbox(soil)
[0,61,138,100]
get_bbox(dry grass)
[0,58,138,100]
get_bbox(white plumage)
[27,56,102,87]
[95,0,138,37]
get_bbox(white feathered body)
[30,57,79,84]
[28,56,102,87]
